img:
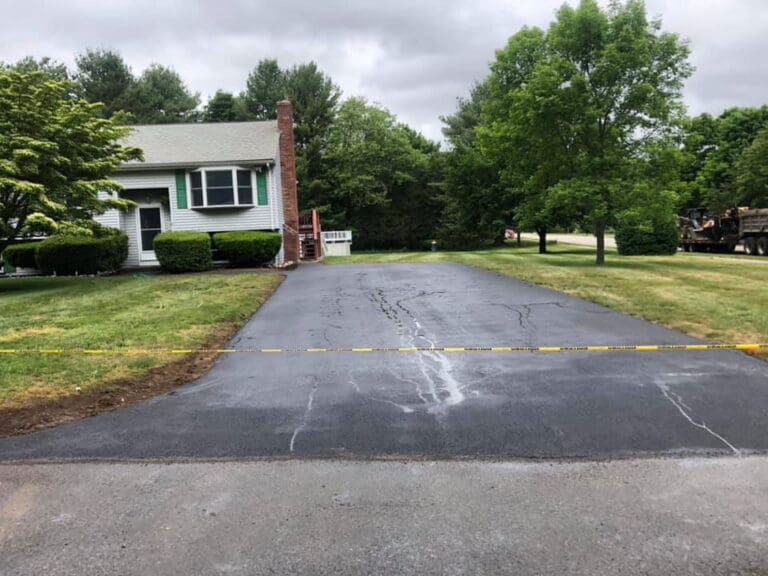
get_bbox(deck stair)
[299,209,322,260]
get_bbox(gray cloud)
[2,0,768,140]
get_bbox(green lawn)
[0,272,282,407]
[326,244,768,349]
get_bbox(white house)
[95,100,300,266]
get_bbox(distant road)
[521,232,616,248]
[521,232,768,264]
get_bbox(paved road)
[523,232,768,264]
[2,458,768,575]
[521,232,618,248]
[1,262,767,460]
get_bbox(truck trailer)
[679,207,768,255]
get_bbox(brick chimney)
[277,99,299,263]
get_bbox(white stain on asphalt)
[408,315,466,413]
[289,384,318,453]
[349,377,414,414]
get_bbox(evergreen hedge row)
[36,233,129,275]
[213,231,282,266]
[2,242,40,268]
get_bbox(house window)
[189,168,256,208]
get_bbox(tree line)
[3,0,768,264]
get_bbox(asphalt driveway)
[1,262,767,460]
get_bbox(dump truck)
[679,207,768,255]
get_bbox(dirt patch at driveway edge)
[0,279,283,438]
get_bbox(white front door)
[138,206,163,261]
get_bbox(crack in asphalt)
[656,382,741,456]
[289,383,318,453]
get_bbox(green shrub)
[615,209,679,256]
[55,219,116,238]
[36,233,128,275]
[2,242,40,268]
[154,231,213,273]
[213,231,282,266]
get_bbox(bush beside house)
[213,231,282,266]
[153,231,213,273]
[36,233,129,275]
[2,242,40,268]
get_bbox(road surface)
[2,458,768,575]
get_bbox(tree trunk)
[595,220,606,266]
[516,231,522,246]
[536,226,547,254]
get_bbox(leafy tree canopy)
[74,48,134,117]
[122,64,200,124]
[735,125,768,208]
[203,90,249,122]
[242,59,286,120]
[0,71,142,250]
[323,98,441,249]
[479,0,692,264]
[1,56,70,81]
[682,106,768,210]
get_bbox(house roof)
[120,120,280,170]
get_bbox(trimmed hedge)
[2,242,40,268]
[36,233,129,276]
[615,209,679,256]
[213,231,282,266]
[153,231,213,273]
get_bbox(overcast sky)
[2,0,768,141]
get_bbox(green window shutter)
[175,170,188,209]
[257,172,268,205]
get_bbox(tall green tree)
[203,90,248,122]
[735,125,768,208]
[242,59,286,120]
[481,0,691,264]
[285,62,342,210]
[122,64,200,124]
[441,81,489,147]
[323,98,439,249]
[241,59,340,210]
[0,71,141,250]
[438,81,510,249]
[480,26,559,253]
[74,48,134,117]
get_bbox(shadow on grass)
[0,276,128,295]
[525,251,684,271]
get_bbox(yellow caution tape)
[0,344,764,355]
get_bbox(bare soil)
[0,329,235,438]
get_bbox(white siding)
[93,191,120,229]
[123,206,139,266]
[169,167,283,233]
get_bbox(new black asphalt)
[1,262,767,460]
